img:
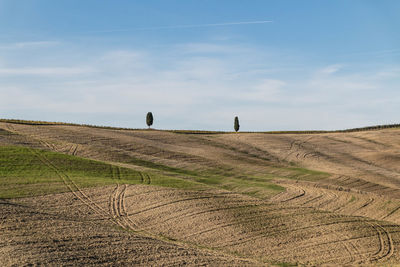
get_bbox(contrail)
[87,20,273,34]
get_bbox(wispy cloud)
[0,42,398,130]
[176,43,245,55]
[0,67,93,76]
[14,41,59,48]
[86,20,273,34]
[319,64,343,74]
[0,41,59,49]
[339,48,400,58]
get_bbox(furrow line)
[185,209,324,240]
[279,188,306,203]
[300,194,324,205]
[120,185,139,229]
[72,144,79,156]
[368,222,394,262]
[30,148,108,219]
[139,172,144,184]
[219,218,374,249]
[142,202,264,229]
[127,195,232,217]
[382,205,400,220]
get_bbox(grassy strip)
[112,148,329,198]
[124,151,329,184]
[125,156,202,177]
[0,146,202,198]
[0,144,328,199]
[0,145,284,199]
[282,167,330,181]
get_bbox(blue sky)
[0,1,399,131]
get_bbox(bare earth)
[1,122,400,265]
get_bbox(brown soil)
[0,189,254,266]
[2,122,400,265]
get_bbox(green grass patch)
[220,177,285,199]
[0,144,284,199]
[126,156,202,177]
[194,176,223,185]
[0,128,12,135]
[0,146,202,198]
[281,167,330,181]
[0,144,326,200]
[148,174,203,189]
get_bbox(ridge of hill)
[1,118,399,134]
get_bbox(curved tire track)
[30,148,109,219]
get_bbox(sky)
[0,1,399,131]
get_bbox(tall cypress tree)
[146,112,153,128]
[234,116,240,132]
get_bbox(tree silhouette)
[234,116,240,132]
[146,112,153,128]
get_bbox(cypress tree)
[146,112,153,128]
[234,116,240,132]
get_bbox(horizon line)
[1,118,399,134]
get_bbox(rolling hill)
[1,120,400,265]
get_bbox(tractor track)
[142,202,265,229]
[137,172,151,184]
[368,222,395,262]
[29,148,109,219]
[184,209,321,240]
[219,218,378,250]
[382,205,400,220]
[358,198,375,210]
[283,136,315,161]
[109,165,137,230]
[127,194,235,217]
[277,187,306,203]
[71,144,79,156]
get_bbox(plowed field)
[1,121,400,265]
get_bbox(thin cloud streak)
[0,67,93,76]
[339,48,400,58]
[0,41,59,49]
[14,41,59,48]
[86,20,273,34]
